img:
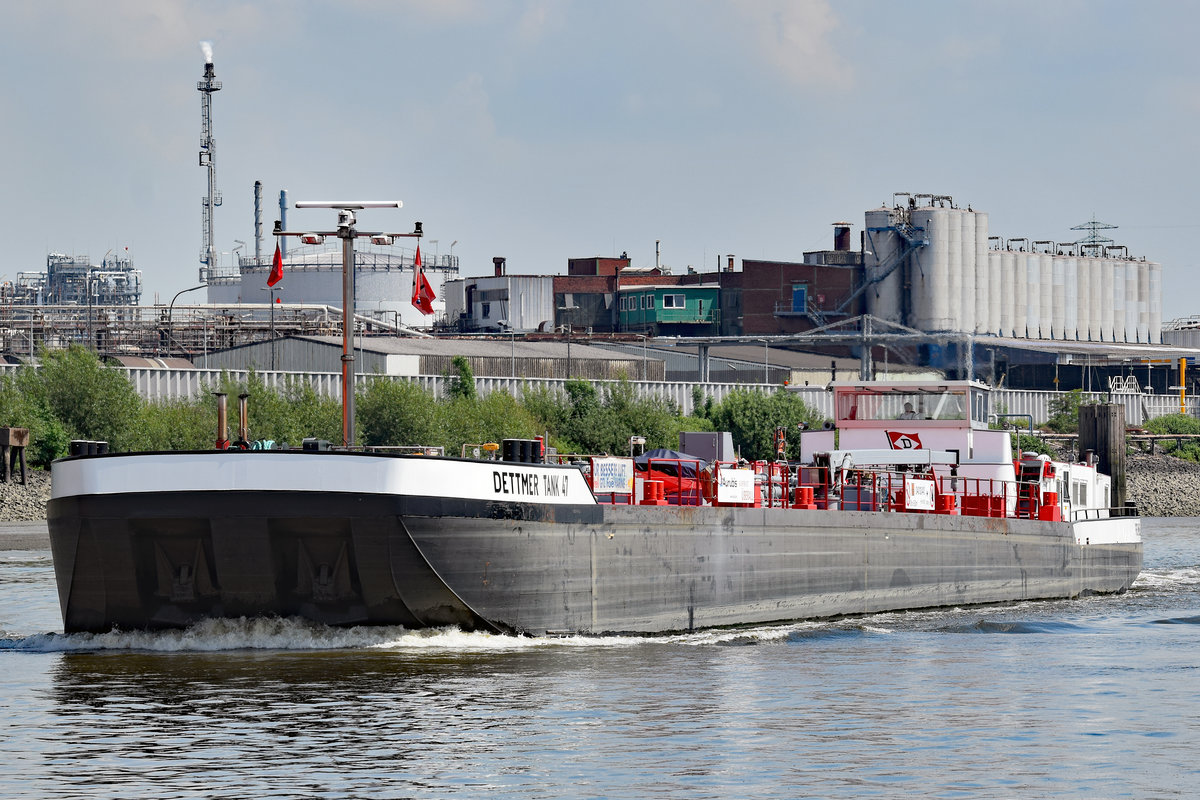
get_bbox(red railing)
[585,457,1058,521]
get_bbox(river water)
[1,519,1197,799]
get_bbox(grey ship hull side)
[48,488,1142,635]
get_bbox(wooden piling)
[1078,404,1126,509]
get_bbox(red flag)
[411,246,435,315]
[267,243,283,286]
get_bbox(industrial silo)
[981,215,999,335]
[1064,255,1078,340]
[1080,260,1089,340]
[998,249,1015,336]
[1039,253,1054,338]
[1126,260,1139,342]
[1112,261,1126,342]
[958,210,975,334]
[911,207,952,331]
[947,208,964,332]
[1150,261,1162,343]
[1137,260,1151,343]
[1084,260,1099,340]
[864,208,904,325]
[1100,259,1114,341]
[1023,252,1039,338]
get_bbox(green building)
[618,283,721,336]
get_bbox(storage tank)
[1150,261,1162,343]
[864,208,904,325]
[998,250,1015,336]
[1077,257,1091,341]
[1084,260,1099,340]
[1126,260,1139,342]
[981,215,999,334]
[947,208,964,332]
[1022,252,1038,338]
[1064,255,1078,340]
[1039,253,1054,338]
[1100,259,1114,341]
[911,207,953,330]
[1112,261,1126,342]
[1138,260,1151,343]
[959,210,975,334]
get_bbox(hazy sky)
[3,1,1198,319]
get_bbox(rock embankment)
[1125,452,1200,517]
[0,470,52,523]
[0,455,1197,519]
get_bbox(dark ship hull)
[47,451,1142,635]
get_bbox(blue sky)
[3,1,1198,319]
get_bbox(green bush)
[357,377,439,448]
[1044,389,1090,434]
[706,388,824,461]
[1144,414,1200,462]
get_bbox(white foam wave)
[1134,567,1200,592]
[0,616,841,654]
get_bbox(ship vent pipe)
[214,392,228,448]
[237,392,249,444]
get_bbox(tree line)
[0,346,825,467]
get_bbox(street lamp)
[275,202,421,446]
[260,286,279,371]
[168,284,207,356]
[558,304,579,379]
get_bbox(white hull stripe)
[51,452,598,506]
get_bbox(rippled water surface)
[3,519,1199,799]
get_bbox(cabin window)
[662,294,685,309]
[1073,481,1088,507]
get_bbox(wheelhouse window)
[836,387,972,422]
[662,294,685,309]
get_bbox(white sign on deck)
[592,457,634,494]
[904,478,937,511]
[717,468,756,503]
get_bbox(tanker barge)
[47,381,1142,635]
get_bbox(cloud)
[728,0,851,90]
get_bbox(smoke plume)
[200,41,213,64]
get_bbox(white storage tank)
[947,208,964,332]
[864,208,904,326]
[1087,258,1102,341]
[1063,255,1078,340]
[911,207,953,330]
[1039,253,1054,338]
[998,250,1015,336]
[1100,259,1114,341]
[1112,261,1126,342]
[982,216,999,335]
[958,210,975,334]
[1023,252,1039,338]
[1138,260,1151,343]
[1123,260,1132,340]
[1150,261,1162,343]
[1080,260,1089,340]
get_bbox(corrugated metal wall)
[2,362,1193,424]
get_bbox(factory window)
[481,302,490,318]
[662,294,685,309]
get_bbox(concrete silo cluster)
[864,196,1161,344]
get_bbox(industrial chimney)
[493,257,506,277]
[833,222,852,252]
